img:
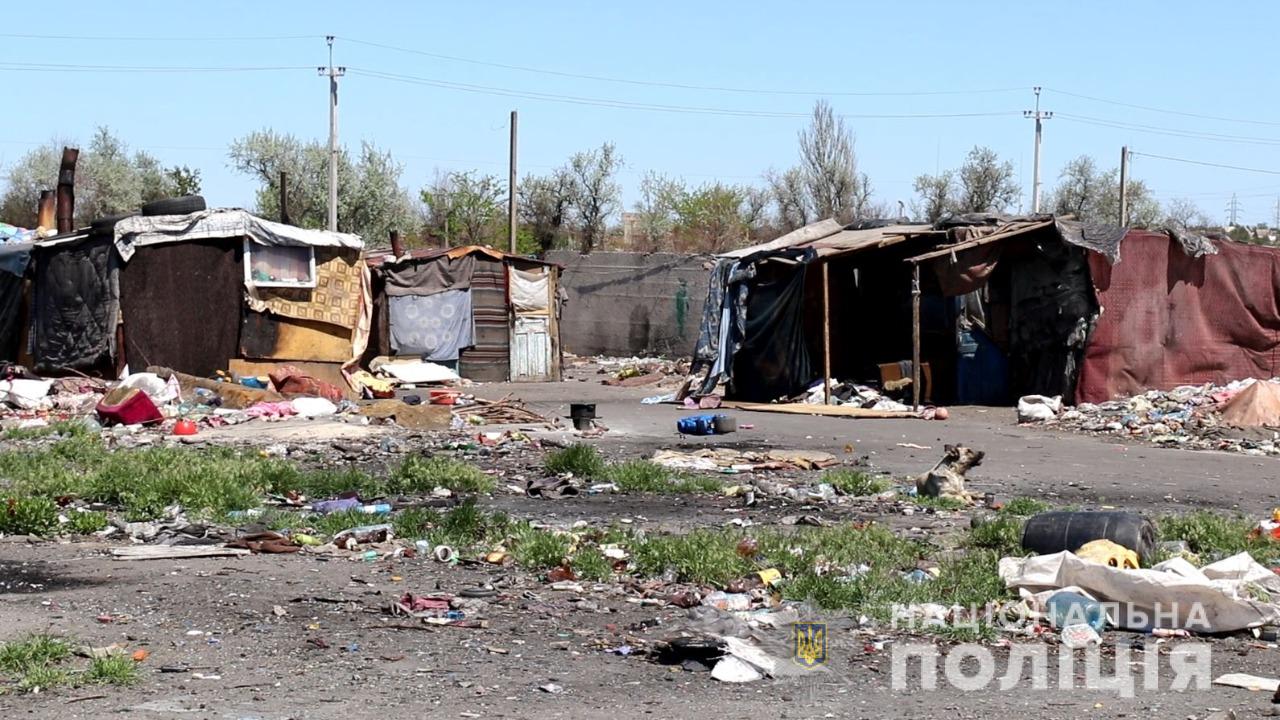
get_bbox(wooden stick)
[822,262,832,406]
[912,264,922,412]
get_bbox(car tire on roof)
[140,195,206,217]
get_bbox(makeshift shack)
[905,220,1233,406]
[691,220,948,405]
[110,209,368,385]
[366,246,562,383]
[28,208,369,391]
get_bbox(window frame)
[242,239,317,289]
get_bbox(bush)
[0,497,59,536]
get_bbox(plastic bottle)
[1045,591,1107,631]
[359,503,392,515]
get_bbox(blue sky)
[3,0,1280,225]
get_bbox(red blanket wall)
[1076,231,1280,403]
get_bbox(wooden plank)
[110,546,252,561]
[912,264,922,411]
[821,262,832,406]
[718,401,919,419]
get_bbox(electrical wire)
[1057,114,1280,146]
[0,61,313,74]
[349,67,1022,119]
[1046,87,1280,128]
[0,32,316,41]
[339,36,1025,98]
[1129,151,1280,176]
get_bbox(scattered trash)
[538,683,565,694]
[1059,623,1102,649]
[711,655,761,683]
[332,523,394,549]
[1075,539,1140,570]
[1045,590,1107,631]
[1021,511,1156,564]
[1017,394,1063,423]
[1212,673,1280,693]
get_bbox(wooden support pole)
[279,170,290,225]
[822,262,832,405]
[911,263,922,411]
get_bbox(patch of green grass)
[1000,497,1050,516]
[965,516,1026,555]
[306,509,376,539]
[16,665,71,693]
[0,635,70,674]
[912,495,968,512]
[63,510,109,535]
[0,497,59,536]
[391,507,435,540]
[390,455,493,494]
[83,655,138,686]
[543,444,604,478]
[602,460,720,494]
[509,524,573,570]
[1158,511,1274,560]
[570,546,614,581]
[632,528,755,585]
[823,469,890,496]
[3,426,53,441]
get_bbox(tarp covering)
[380,253,476,297]
[0,243,32,277]
[388,289,474,361]
[120,239,243,378]
[728,261,812,402]
[32,236,118,372]
[113,208,362,262]
[458,257,510,382]
[1219,380,1280,428]
[511,268,549,312]
[0,273,26,362]
[1076,231,1280,403]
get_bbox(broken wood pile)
[456,397,557,426]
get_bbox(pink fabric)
[244,401,297,419]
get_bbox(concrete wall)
[547,251,712,357]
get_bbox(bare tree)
[798,100,864,221]
[912,171,956,223]
[957,146,1018,214]
[766,166,811,231]
[566,143,622,252]
[1163,197,1206,229]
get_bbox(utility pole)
[508,110,518,254]
[318,36,346,232]
[1118,146,1129,226]
[1273,196,1279,237]
[1226,193,1242,227]
[1023,86,1053,213]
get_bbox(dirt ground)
[1,376,1279,719]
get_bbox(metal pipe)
[37,190,55,231]
[55,147,79,233]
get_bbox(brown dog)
[915,444,985,503]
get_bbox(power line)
[1046,87,1280,128]
[349,67,1022,119]
[1129,151,1280,176]
[0,32,316,41]
[339,36,1025,98]
[0,61,313,73]
[1056,114,1280,146]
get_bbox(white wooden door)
[511,315,551,381]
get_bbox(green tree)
[1048,154,1162,227]
[517,170,575,254]
[956,146,1018,213]
[166,166,202,197]
[911,170,957,223]
[0,127,197,228]
[419,170,506,247]
[228,129,418,243]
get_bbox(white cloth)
[999,550,1280,632]
[511,268,549,312]
[113,208,362,262]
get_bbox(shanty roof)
[112,208,363,263]
[906,219,1055,264]
[365,244,558,268]
[719,219,936,260]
